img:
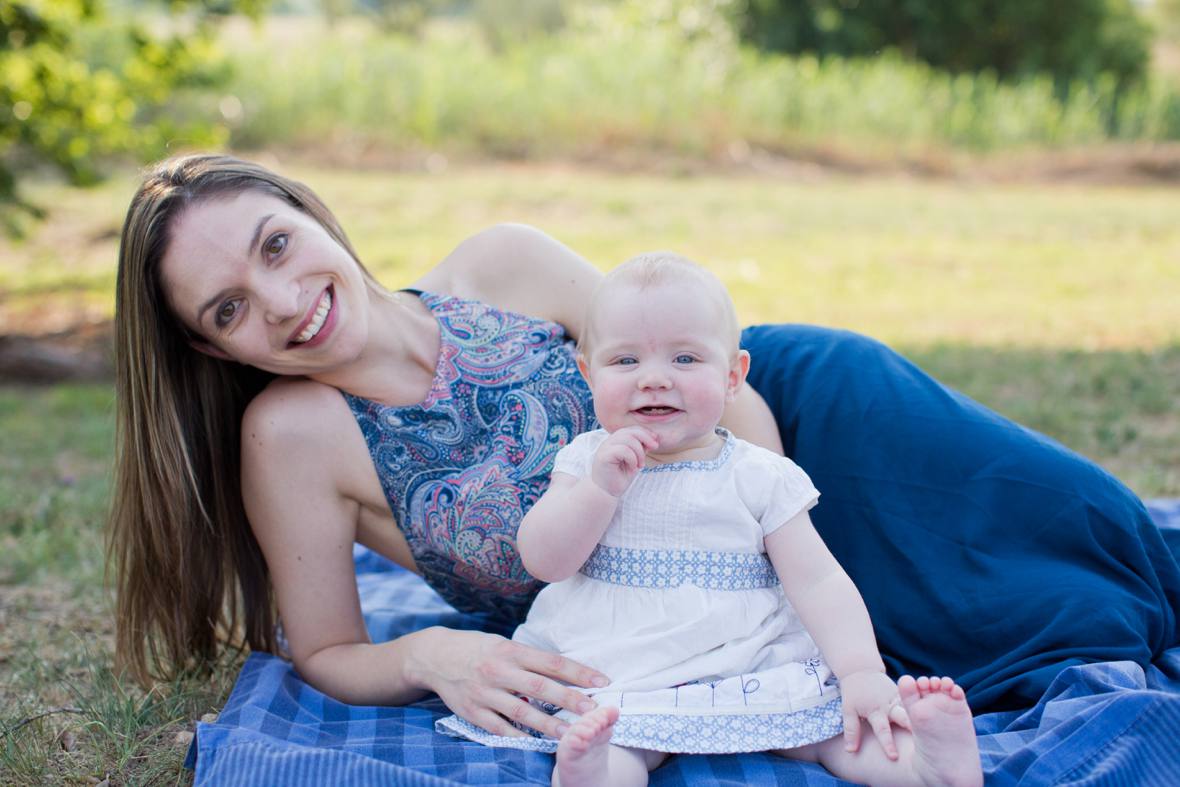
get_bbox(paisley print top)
[344,292,596,628]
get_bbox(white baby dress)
[436,428,844,754]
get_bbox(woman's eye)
[263,232,287,258]
[215,299,239,327]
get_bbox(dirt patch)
[0,321,113,384]
[273,140,1180,186]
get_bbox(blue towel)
[190,502,1180,786]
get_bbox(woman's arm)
[240,380,606,736]
[721,384,785,454]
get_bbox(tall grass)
[212,16,1180,158]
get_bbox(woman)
[109,154,1180,754]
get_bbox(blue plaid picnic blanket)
[189,501,1180,786]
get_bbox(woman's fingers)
[466,706,531,738]
[512,643,609,693]
[486,691,571,740]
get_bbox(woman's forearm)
[517,479,619,582]
[296,628,439,706]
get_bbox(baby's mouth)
[634,406,679,416]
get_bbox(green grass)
[0,384,240,786]
[201,14,1180,158]
[2,163,1178,782]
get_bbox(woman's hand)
[838,669,911,760]
[415,627,610,739]
[590,426,658,497]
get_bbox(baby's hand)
[838,669,911,760]
[590,427,658,497]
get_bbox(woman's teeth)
[294,291,331,344]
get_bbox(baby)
[443,252,982,787]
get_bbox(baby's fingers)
[867,709,899,760]
[842,708,861,753]
[888,700,912,731]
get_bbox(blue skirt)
[740,324,1180,713]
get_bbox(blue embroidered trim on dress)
[434,696,843,754]
[580,544,780,589]
[641,428,735,474]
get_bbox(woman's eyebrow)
[247,213,275,258]
[194,213,274,326]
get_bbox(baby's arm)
[765,511,909,758]
[518,427,657,582]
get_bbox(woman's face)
[159,190,371,377]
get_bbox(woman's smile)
[289,285,336,348]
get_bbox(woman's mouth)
[289,287,334,347]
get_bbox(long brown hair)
[108,154,383,683]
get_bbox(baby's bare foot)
[897,675,983,787]
[555,706,620,787]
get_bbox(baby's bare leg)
[553,707,667,787]
[780,676,982,787]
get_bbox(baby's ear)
[576,353,592,383]
[726,350,751,401]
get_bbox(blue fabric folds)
[741,324,1180,713]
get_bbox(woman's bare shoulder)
[241,377,355,453]
[413,223,602,336]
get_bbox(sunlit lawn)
[2,161,1178,783]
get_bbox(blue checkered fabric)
[189,500,1180,786]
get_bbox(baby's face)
[578,280,744,461]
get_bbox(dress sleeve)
[758,454,821,538]
[551,429,605,479]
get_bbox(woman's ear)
[188,338,234,362]
[726,349,751,402]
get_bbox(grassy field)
[2,162,1179,783]
[205,14,1180,157]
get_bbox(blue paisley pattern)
[344,292,596,628]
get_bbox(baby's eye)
[674,354,697,364]
[616,357,638,366]
[215,299,240,327]
[263,232,287,258]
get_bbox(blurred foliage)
[473,0,567,51]
[359,0,437,35]
[216,1,1180,158]
[0,0,263,235]
[738,0,1152,90]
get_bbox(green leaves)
[0,0,250,235]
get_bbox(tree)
[738,0,1152,89]
[0,0,266,234]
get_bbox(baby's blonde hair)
[580,251,740,356]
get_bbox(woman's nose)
[261,280,302,325]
